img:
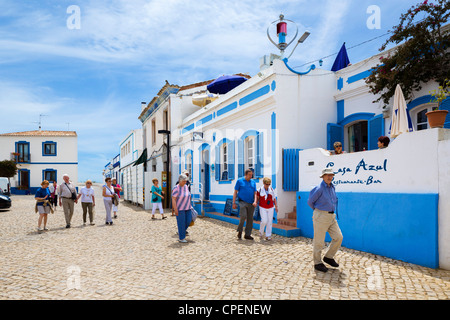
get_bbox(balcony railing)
[11,152,30,163]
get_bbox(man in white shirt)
[57,174,78,228]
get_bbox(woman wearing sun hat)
[307,168,343,273]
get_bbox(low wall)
[297,191,439,268]
[297,128,449,269]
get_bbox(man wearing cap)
[307,168,343,272]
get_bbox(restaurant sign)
[326,158,388,186]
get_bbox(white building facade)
[0,130,78,194]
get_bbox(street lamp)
[158,129,171,208]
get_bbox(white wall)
[0,135,78,187]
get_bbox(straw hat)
[320,168,335,178]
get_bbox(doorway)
[347,121,368,152]
[201,149,210,200]
[19,169,30,190]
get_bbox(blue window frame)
[215,138,235,182]
[42,141,57,156]
[42,169,57,183]
[237,130,263,178]
[15,141,30,163]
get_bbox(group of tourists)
[34,162,344,272]
[34,174,122,231]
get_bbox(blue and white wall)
[296,128,450,269]
[0,133,78,194]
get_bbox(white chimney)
[141,102,147,111]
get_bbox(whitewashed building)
[0,130,78,194]
[118,129,143,205]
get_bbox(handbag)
[190,207,198,222]
[64,183,77,200]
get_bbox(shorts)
[37,206,51,214]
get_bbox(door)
[202,150,210,200]
[19,169,30,190]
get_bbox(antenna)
[66,122,70,130]
[32,114,48,130]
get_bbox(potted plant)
[427,78,449,128]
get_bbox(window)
[152,119,156,145]
[43,142,56,156]
[411,104,436,131]
[244,137,255,170]
[186,154,192,178]
[347,121,368,152]
[16,142,30,163]
[43,169,57,182]
[222,143,228,179]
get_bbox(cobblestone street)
[0,184,449,300]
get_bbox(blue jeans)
[176,209,192,240]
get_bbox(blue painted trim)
[239,129,259,141]
[202,212,301,238]
[195,114,213,127]
[239,85,270,106]
[407,94,437,111]
[271,80,276,91]
[297,191,439,268]
[218,180,232,184]
[346,69,374,84]
[182,123,195,134]
[15,141,30,163]
[18,168,30,188]
[337,77,344,91]
[42,141,57,156]
[217,102,238,117]
[209,194,232,202]
[29,162,78,165]
[198,143,211,194]
[338,112,375,126]
[337,100,345,123]
[42,169,57,182]
[282,58,316,75]
[271,112,276,190]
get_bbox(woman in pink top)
[172,174,192,243]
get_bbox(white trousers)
[259,207,274,237]
[152,202,164,215]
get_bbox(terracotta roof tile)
[0,130,77,137]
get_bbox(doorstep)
[203,211,301,238]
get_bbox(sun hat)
[320,168,335,178]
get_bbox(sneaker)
[43,227,49,231]
[37,227,43,232]
[265,237,272,241]
[66,224,70,228]
[90,222,95,226]
[244,235,254,240]
[178,239,188,243]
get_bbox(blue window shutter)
[283,149,300,191]
[255,131,263,177]
[238,138,244,178]
[228,140,235,180]
[440,98,450,129]
[368,114,384,150]
[215,145,220,181]
[327,123,344,150]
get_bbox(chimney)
[141,102,147,111]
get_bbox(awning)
[133,148,147,166]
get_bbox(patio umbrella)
[206,75,247,94]
[389,84,414,139]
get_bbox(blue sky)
[0,0,424,182]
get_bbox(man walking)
[232,169,257,240]
[307,168,343,272]
[58,174,78,228]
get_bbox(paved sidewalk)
[0,184,449,300]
